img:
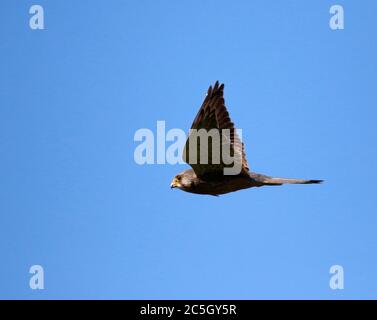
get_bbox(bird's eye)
[177,176,181,181]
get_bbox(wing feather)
[182,81,250,178]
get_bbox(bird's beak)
[171,178,180,189]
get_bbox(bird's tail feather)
[259,176,323,186]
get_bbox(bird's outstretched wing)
[182,81,249,178]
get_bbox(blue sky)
[1,0,376,299]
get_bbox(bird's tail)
[256,174,323,186]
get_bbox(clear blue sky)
[1,0,376,299]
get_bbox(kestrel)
[170,81,322,196]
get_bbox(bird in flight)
[170,81,322,196]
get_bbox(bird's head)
[170,174,184,189]
[170,171,194,190]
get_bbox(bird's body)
[173,169,254,196]
[170,81,322,196]
[173,169,322,196]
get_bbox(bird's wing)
[182,81,250,178]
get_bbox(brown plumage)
[170,81,322,196]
